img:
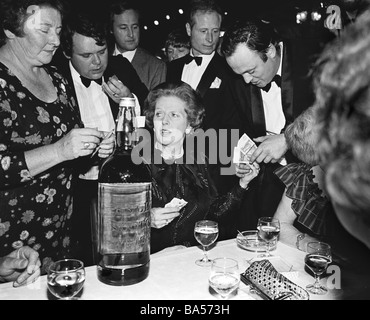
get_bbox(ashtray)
[236,230,276,252]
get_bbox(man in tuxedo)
[52,11,148,266]
[108,0,167,91]
[220,19,319,230]
[166,0,236,132]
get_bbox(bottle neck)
[115,105,136,153]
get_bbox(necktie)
[80,76,103,88]
[261,74,281,92]
[184,55,203,66]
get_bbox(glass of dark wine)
[209,257,240,299]
[194,220,219,267]
[47,259,85,300]
[305,242,332,295]
[257,217,280,257]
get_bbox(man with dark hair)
[52,10,148,266]
[220,18,319,230]
[108,0,167,90]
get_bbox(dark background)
[63,0,340,56]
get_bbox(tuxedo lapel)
[251,87,266,137]
[281,43,294,125]
[196,55,219,97]
[166,57,185,83]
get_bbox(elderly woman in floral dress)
[0,0,114,277]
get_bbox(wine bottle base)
[97,261,150,286]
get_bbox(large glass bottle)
[97,97,151,286]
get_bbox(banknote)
[233,134,257,163]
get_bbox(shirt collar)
[190,50,215,65]
[113,44,137,62]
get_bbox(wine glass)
[257,217,280,257]
[209,257,240,299]
[194,220,219,267]
[305,242,332,295]
[47,259,85,300]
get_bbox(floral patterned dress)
[0,62,81,274]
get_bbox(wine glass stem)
[313,274,321,288]
[202,246,209,261]
[266,241,270,256]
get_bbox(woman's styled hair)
[144,81,205,130]
[284,106,319,166]
[0,0,64,47]
[313,9,370,215]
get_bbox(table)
[0,239,343,300]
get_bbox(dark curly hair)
[0,0,64,47]
[221,19,281,63]
[61,10,108,57]
[144,82,205,130]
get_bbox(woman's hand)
[235,161,260,189]
[54,127,104,162]
[151,207,181,229]
[0,246,41,287]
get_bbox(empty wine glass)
[194,220,219,267]
[305,242,332,295]
[209,257,240,299]
[257,217,280,257]
[47,259,85,300]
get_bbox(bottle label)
[98,182,151,255]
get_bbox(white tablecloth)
[0,239,342,300]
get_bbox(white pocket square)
[210,77,222,89]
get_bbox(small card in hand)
[165,197,188,209]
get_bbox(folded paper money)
[241,259,309,300]
[233,133,257,164]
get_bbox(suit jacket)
[224,39,316,139]
[166,52,236,131]
[131,47,167,91]
[52,52,148,121]
[219,39,319,233]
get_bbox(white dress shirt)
[113,44,136,63]
[70,62,116,180]
[261,43,287,165]
[181,51,215,90]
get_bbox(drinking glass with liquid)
[257,217,280,257]
[47,259,85,300]
[209,257,240,299]
[194,220,219,267]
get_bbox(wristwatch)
[296,233,306,251]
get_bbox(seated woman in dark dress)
[143,82,260,253]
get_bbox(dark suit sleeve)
[107,55,149,108]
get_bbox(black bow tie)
[80,76,103,88]
[261,74,281,92]
[184,55,203,66]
